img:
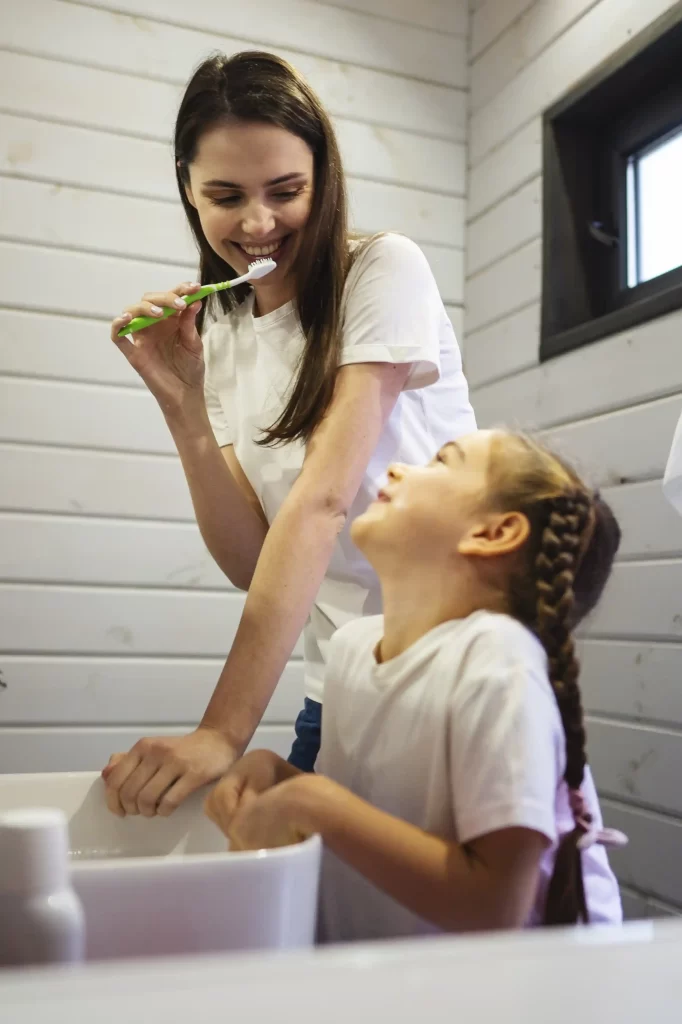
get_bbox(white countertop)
[2,918,681,1022]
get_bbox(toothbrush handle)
[117,285,216,337]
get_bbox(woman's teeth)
[240,240,284,257]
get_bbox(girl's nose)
[387,463,407,482]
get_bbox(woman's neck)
[376,563,508,663]
[252,278,296,317]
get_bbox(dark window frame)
[541,7,682,362]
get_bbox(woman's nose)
[241,202,276,238]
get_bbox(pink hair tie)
[577,827,629,851]
[569,788,628,851]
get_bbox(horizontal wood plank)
[0,656,303,725]
[0,241,196,321]
[602,800,682,909]
[620,886,679,920]
[471,0,533,59]
[0,302,467,390]
[0,234,457,322]
[0,309,140,388]
[1,3,465,139]
[0,175,196,268]
[468,122,541,221]
[0,513,229,589]
[347,178,465,247]
[0,376,175,455]
[466,238,541,334]
[1,176,463,267]
[604,480,682,562]
[582,561,682,643]
[470,0,678,163]
[470,0,602,113]
[1,111,465,202]
[464,302,540,389]
[80,0,466,87]
[316,0,468,35]
[0,444,194,521]
[588,716,682,817]
[541,393,682,489]
[0,724,295,773]
[466,176,541,278]
[472,310,682,431]
[580,639,682,728]
[0,583,249,656]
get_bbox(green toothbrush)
[117,257,277,337]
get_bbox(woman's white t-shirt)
[317,611,623,942]
[201,233,476,702]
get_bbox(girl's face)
[352,430,503,563]
[185,120,314,293]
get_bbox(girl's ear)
[458,511,530,558]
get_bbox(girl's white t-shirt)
[201,233,477,702]
[317,611,623,943]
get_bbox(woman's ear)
[458,511,530,558]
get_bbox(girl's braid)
[533,490,594,925]
[534,491,592,792]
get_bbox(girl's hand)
[204,750,294,838]
[220,777,312,852]
[110,282,205,416]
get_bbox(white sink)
[0,772,321,961]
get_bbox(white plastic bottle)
[0,808,85,967]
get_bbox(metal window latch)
[588,221,620,247]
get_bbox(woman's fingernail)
[174,297,186,309]
[118,312,131,321]
[150,305,163,315]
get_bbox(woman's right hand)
[111,282,206,416]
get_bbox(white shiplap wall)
[466,0,682,921]
[0,0,469,771]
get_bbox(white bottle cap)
[0,808,71,895]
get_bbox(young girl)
[103,51,475,815]
[205,429,625,939]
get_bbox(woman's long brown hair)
[174,51,351,446]
[489,434,621,925]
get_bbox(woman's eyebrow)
[202,172,307,189]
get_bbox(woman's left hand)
[226,778,312,851]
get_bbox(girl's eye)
[212,195,241,206]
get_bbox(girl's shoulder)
[440,610,548,677]
[329,615,384,664]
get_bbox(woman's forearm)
[166,404,268,589]
[200,494,344,753]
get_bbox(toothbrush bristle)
[247,258,277,280]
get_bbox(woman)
[103,51,476,817]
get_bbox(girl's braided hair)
[488,434,621,925]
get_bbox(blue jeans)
[288,698,322,773]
